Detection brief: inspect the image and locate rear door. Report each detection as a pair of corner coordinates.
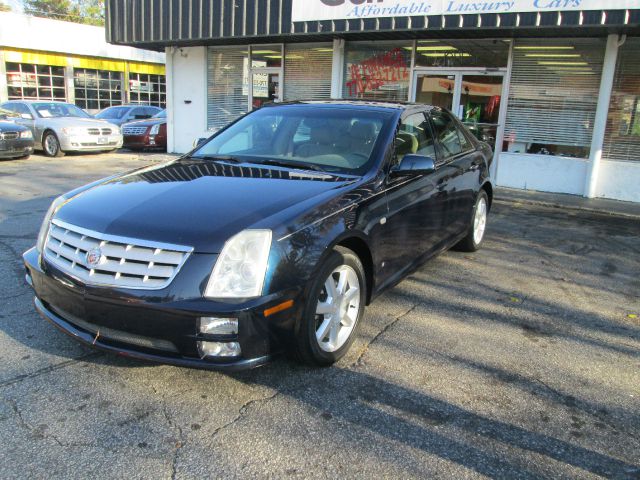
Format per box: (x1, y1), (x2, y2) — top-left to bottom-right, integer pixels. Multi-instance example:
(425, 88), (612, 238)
(429, 109), (479, 238)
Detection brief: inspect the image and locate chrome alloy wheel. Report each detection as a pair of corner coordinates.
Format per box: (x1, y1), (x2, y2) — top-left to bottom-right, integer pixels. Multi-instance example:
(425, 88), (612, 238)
(44, 134), (58, 156)
(473, 196), (488, 245)
(315, 264), (361, 353)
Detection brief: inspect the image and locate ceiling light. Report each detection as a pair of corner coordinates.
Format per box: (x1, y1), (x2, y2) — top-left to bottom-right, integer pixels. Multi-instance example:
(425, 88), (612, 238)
(514, 46), (575, 50)
(537, 61), (589, 66)
(417, 46), (458, 51)
(525, 54), (582, 58)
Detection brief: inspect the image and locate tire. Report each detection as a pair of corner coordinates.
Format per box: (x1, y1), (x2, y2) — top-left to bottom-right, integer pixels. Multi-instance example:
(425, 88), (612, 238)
(454, 190), (489, 252)
(293, 246), (367, 366)
(42, 132), (64, 158)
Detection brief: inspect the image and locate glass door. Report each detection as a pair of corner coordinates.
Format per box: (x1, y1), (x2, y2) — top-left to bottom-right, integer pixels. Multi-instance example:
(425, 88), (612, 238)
(413, 72), (458, 110)
(458, 74), (504, 153)
(250, 70), (281, 110)
(412, 70), (505, 154)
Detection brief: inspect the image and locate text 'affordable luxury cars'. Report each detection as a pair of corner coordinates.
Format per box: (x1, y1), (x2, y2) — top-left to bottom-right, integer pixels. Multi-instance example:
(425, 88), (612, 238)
(24, 101), (493, 370)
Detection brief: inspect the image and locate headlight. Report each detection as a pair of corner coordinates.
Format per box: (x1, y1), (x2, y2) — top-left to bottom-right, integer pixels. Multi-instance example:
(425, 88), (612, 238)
(20, 130), (33, 139)
(204, 230), (272, 298)
(61, 127), (85, 136)
(37, 196), (66, 253)
(149, 124), (160, 135)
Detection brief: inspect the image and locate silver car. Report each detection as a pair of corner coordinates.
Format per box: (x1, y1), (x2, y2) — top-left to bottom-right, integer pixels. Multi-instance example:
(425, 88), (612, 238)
(0, 101), (123, 157)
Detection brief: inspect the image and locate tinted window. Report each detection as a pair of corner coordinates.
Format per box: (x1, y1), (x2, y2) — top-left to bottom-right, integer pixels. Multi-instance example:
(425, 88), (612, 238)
(193, 106), (393, 175)
(430, 110), (463, 159)
(395, 112), (436, 163)
(457, 125), (473, 151)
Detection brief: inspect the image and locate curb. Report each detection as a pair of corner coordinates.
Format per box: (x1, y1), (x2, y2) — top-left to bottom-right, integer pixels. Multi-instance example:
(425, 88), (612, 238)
(494, 196), (640, 220)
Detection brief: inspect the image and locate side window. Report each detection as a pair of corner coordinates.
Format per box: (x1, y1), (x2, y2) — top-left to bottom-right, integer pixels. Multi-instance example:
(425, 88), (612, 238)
(456, 124), (473, 151)
(395, 112), (436, 163)
(430, 110), (463, 159)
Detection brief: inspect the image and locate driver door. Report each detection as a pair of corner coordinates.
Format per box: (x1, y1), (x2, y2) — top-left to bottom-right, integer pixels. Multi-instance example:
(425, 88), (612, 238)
(378, 111), (446, 288)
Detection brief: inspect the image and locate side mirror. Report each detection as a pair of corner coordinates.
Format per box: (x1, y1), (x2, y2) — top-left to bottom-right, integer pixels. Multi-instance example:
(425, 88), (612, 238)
(391, 154), (436, 176)
(21, 113), (33, 120)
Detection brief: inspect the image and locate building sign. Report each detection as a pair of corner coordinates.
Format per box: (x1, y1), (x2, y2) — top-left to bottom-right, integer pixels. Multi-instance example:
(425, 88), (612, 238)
(292, 0), (640, 22)
(130, 79), (153, 93)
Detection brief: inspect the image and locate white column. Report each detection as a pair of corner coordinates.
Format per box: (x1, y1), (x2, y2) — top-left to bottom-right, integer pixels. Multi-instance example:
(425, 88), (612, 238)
(165, 46), (176, 153)
(584, 34), (620, 198)
(0, 50), (7, 103)
(330, 38), (345, 99)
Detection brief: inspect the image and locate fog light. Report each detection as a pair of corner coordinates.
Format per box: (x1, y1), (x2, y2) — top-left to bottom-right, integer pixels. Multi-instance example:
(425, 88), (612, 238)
(199, 317), (238, 335)
(198, 341), (241, 358)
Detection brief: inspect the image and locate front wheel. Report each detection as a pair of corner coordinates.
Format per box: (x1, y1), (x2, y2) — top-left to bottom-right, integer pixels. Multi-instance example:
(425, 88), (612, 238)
(43, 132), (64, 157)
(454, 190), (489, 252)
(293, 247), (366, 366)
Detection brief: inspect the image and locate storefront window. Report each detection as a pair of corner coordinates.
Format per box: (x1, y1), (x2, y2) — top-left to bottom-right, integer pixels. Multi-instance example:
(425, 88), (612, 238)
(128, 73), (166, 107)
(343, 41), (411, 102)
(251, 46), (283, 68)
(414, 39), (510, 69)
(207, 47), (250, 130)
(6, 62), (66, 101)
(284, 44), (333, 102)
(504, 39), (606, 158)
(74, 68), (123, 111)
(602, 37), (640, 163)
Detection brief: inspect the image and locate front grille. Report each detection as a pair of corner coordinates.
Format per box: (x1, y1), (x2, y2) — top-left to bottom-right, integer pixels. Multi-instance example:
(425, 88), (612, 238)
(0, 132), (19, 140)
(48, 303), (178, 353)
(87, 128), (100, 135)
(79, 142), (118, 147)
(43, 220), (193, 290)
(101, 127), (112, 135)
(123, 126), (147, 136)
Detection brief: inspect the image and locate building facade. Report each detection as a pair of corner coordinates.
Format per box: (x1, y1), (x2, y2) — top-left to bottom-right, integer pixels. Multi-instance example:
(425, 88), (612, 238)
(0, 12), (166, 113)
(106, 0), (640, 203)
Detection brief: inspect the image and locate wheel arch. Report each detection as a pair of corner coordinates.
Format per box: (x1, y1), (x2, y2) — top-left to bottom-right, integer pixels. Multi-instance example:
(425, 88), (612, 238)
(481, 181), (493, 211)
(333, 234), (374, 306)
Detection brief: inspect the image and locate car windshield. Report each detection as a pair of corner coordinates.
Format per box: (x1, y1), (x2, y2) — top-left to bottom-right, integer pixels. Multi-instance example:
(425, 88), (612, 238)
(191, 105), (393, 175)
(95, 106), (130, 120)
(154, 110), (167, 119)
(32, 103), (91, 119)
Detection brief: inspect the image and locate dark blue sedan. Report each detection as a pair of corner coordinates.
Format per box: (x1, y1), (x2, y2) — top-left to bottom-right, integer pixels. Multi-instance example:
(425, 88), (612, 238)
(23, 101), (493, 370)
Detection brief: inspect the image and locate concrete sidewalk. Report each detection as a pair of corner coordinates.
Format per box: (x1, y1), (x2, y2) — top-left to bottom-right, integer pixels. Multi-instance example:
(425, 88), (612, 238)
(495, 187), (640, 219)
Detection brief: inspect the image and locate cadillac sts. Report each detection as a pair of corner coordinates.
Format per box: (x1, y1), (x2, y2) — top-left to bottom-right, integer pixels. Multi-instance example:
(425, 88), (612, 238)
(23, 101), (493, 370)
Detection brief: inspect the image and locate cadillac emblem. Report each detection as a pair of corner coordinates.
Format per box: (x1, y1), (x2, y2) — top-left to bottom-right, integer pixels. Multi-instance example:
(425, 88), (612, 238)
(86, 248), (103, 267)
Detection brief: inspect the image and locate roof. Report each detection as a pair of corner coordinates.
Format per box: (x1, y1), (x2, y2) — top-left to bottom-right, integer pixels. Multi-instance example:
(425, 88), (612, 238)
(266, 100), (427, 111)
(0, 12), (164, 64)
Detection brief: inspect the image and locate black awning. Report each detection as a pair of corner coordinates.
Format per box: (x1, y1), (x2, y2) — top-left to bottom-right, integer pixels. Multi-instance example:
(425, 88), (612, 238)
(106, 0), (640, 51)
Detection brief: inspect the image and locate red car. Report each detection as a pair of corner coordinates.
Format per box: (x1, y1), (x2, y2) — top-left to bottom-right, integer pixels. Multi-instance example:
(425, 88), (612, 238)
(122, 110), (167, 151)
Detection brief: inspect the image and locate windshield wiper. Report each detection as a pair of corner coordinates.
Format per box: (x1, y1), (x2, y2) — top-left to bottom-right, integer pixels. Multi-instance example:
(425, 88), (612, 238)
(187, 155), (242, 164)
(255, 159), (326, 173)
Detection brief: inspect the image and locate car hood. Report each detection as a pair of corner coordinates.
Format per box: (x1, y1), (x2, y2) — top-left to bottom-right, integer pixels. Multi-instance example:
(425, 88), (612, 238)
(36, 117), (119, 130)
(0, 120), (28, 131)
(55, 160), (357, 253)
(123, 118), (165, 128)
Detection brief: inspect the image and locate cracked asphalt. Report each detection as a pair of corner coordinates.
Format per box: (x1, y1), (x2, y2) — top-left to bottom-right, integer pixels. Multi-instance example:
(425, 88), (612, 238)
(1, 152), (639, 479)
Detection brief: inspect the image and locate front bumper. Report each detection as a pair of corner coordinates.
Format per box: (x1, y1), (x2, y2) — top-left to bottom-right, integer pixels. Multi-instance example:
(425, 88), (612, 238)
(123, 133), (167, 150)
(0, 138), (34, 158)
(60, 134), (123, 152)
(23, 247), (299, 370)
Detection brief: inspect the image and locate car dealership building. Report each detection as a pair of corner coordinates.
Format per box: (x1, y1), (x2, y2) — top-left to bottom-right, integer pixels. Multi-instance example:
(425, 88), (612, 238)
(106, 0), (640, 202)
(0, 12), (166, 113)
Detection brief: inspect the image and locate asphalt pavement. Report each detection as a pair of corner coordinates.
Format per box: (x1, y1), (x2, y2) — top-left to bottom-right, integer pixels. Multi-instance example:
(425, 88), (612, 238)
(1, 152), (639, 479)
